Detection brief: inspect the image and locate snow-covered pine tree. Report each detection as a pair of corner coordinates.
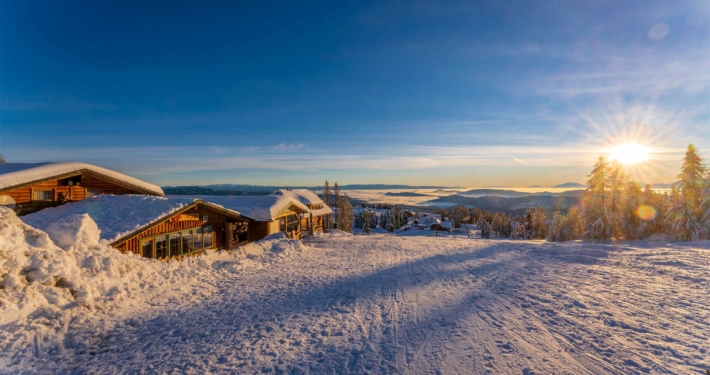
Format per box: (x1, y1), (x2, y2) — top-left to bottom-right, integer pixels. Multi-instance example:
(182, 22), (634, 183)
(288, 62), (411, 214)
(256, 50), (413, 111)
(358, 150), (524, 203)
(622, 180), (643, 240)
(523, 209), (534, 239)
(333, 182), (341, 228)
(323, 181), (332, 230)
(548, 207), (564, 242)
(606, 160), (626, 240)
(532, 206), (548, 239)
(336, 193), (354, 232)
(673, 144), (706, 241)
(583, 156), (610, 241)
(361, 210), (373, 233)
(700, 177), (710, 239)
(479, 219), (491, 239)
(566, 206), (584, 240)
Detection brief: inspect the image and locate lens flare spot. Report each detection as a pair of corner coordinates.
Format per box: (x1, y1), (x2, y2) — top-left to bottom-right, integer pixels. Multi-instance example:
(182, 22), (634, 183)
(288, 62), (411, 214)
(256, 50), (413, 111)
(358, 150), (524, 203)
(636, 205), (657, 221)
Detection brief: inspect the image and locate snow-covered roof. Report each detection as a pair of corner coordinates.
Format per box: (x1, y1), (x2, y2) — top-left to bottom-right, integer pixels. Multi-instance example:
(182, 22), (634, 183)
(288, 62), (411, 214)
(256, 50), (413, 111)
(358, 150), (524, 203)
(20, 195), (239, 244)
(270, 189), (333, 216)
(178, 195), (309, 222)
(0, 162), (164, 196)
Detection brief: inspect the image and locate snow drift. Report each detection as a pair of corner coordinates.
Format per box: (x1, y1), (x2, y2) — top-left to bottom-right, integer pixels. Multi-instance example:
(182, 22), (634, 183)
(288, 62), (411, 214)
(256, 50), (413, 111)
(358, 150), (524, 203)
(0, 207), (307, 368)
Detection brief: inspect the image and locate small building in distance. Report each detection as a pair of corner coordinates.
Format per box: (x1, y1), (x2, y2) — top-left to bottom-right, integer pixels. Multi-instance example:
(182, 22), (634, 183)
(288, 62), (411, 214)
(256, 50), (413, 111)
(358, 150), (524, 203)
(270, 189), (333, 236)
(0, 162), (164, 216)
(187, 195), (310, 241)
(22, 195), (251, 260)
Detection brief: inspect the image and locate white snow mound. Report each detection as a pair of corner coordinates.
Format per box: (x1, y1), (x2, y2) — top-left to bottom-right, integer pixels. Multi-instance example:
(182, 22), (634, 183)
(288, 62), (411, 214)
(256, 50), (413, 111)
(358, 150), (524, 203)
(0, 206), (308, 333)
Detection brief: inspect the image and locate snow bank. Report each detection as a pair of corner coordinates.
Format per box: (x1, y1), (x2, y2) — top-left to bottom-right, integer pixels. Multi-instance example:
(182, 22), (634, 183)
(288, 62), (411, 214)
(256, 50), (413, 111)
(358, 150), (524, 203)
(0, 207), (309, 362)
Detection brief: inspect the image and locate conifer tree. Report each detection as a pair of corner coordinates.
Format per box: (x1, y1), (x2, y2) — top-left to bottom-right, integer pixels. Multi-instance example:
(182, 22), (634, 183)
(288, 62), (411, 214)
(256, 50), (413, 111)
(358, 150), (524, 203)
(583, 156), (610, 240)
(336, 193), (354, 232)
(673, 145), (706, 241)
(700, 178), (710, 239)
(606, 160), (626, 239)
(532, 206), (548, 239)
(622, 180), (643, 240)
(323, 181), (332, 229)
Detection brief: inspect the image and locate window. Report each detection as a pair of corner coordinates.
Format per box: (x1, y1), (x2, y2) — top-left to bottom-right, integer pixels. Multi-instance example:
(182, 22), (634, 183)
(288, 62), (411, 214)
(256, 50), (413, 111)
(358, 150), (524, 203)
(203, 225), (213, 249)
(193, 227), (203, 250)
(181, 231), (193, 254)
(33, 190), (53, 201)
(155, 235), (168, 259)
(169, 233), (180, 257)
(141, 238), (154, 258)
(86, 189), (102, 197)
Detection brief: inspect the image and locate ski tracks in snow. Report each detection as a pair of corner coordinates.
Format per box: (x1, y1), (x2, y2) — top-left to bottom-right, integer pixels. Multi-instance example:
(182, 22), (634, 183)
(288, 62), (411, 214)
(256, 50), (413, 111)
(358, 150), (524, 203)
(5, 235), (710, 374)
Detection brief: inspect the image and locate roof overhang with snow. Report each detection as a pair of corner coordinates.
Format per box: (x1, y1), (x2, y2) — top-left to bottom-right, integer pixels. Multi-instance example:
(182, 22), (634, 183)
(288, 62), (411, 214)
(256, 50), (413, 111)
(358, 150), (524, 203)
(270, 189), (333, 216)
(0, 162), (164, 196)
(172, 195), (309, 222)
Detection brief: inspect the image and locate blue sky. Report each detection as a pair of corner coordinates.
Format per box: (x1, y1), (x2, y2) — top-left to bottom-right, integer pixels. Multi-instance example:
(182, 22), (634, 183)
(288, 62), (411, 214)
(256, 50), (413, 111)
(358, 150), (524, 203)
(1, 0), (709, 187)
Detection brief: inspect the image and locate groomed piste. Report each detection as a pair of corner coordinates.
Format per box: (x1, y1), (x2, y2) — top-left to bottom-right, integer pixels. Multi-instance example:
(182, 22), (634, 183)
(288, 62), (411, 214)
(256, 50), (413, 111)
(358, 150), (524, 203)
(1, 206), (709, 374)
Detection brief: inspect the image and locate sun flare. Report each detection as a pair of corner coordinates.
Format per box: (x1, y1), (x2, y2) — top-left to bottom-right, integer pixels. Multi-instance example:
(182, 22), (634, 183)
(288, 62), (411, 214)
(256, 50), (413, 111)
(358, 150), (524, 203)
(609, 143), (650, 165)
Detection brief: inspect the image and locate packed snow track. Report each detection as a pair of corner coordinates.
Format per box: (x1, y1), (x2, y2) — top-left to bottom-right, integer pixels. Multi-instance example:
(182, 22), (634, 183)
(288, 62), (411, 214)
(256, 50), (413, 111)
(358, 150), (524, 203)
(3, 232), (709, 374)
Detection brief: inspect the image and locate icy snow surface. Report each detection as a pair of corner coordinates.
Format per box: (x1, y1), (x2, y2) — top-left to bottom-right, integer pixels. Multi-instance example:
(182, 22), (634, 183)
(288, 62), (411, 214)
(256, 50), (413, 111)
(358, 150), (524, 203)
(2, 211), (710, 374)
(179, 195), (309, 221)
(0, 162), (164, 196)
(21, 195), (198, 243)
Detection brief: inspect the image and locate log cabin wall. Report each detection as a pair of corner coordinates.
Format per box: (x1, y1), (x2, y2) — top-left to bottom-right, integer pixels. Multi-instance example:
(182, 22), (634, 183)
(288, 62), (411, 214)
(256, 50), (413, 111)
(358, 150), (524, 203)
(115, 206), (235, 255)
(248, 221), (272, 242)
(3, 171), (148, 216)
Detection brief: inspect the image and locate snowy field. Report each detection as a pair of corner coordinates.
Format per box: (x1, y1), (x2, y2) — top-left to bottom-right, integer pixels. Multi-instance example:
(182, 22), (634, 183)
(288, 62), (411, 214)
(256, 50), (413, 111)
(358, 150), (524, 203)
(2, 210), (710, 374)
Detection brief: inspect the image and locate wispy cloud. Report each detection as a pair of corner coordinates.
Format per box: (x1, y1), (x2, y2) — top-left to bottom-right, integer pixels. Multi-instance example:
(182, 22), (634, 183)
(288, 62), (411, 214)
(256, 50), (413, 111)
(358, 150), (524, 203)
(272, 143), (308, 151)
(512, 157), (528, 165)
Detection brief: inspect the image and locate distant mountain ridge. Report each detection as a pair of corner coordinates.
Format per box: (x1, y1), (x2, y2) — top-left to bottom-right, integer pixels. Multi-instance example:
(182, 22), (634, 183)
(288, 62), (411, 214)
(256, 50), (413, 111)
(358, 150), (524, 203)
(163, 184), (459, 196)
(552, 182), (586, 188)
(460, 189), (584, 198)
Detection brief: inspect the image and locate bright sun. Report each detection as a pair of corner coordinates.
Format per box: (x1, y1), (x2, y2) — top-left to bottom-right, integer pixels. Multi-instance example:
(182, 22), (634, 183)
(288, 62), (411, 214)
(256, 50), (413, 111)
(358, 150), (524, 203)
(609, 143), (650, 165)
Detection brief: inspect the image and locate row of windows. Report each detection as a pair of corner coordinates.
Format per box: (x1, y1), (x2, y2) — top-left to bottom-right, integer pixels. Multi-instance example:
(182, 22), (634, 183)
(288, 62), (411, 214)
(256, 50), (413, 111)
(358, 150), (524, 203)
(139, 225), (214, 259)
(32, 188), (102, 201)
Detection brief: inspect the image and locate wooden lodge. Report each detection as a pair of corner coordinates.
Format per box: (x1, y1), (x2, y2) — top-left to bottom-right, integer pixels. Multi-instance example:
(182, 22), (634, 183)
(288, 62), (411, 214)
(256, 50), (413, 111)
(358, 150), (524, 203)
(270, 189), (333, 236)
(186, 195), (311, 241)
(0, 162), (164, 216)
(21, 195), (252, 260)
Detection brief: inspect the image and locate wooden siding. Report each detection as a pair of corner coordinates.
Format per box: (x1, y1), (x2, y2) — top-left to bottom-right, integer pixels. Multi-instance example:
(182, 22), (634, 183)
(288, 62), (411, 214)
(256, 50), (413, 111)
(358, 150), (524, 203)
(3, 171), (148, 216)
(114, 206), (238, 255)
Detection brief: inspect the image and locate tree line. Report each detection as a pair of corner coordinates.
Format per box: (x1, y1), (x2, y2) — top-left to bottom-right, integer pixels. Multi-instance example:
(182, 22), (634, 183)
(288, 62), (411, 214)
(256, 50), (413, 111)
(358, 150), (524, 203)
(322, 144), (709, 242)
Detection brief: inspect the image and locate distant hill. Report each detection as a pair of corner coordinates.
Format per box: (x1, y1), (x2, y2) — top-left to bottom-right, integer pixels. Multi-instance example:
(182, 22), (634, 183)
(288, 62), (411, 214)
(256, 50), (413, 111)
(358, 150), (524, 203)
(384, 192), (432, 197)
(648, 183), (675, 189)
(163, 184), (458, 196)
(426, 194), (583, 219)
(460, 189), (584, 198)
(552, 182), (585, 188)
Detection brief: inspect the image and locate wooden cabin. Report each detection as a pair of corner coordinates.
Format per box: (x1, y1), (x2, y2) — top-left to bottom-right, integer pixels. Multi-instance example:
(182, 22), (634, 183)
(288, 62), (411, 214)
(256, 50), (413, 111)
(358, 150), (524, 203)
(0, 162), (164, 216)
(184, 195), (310, 241)
(270, 189), (333, 236)
(21, 195), (251, 260)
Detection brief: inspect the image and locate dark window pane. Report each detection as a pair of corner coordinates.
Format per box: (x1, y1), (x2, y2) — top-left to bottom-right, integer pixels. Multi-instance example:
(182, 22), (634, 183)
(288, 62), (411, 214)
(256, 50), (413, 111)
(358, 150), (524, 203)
(155, 235), (168, 259)
(193, 228), (203, 250)
(182, 231), (193, 254)
(203, 225), (213, 249)
(169, 233), (180, 257)
(141, 239), (154, 259)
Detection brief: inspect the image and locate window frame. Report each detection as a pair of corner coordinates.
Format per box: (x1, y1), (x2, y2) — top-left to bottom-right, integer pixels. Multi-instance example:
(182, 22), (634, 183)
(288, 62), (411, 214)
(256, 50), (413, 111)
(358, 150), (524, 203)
(31, 188), (55, 202)
(137, 224), (215, 259)
(86, 188), (102, 198)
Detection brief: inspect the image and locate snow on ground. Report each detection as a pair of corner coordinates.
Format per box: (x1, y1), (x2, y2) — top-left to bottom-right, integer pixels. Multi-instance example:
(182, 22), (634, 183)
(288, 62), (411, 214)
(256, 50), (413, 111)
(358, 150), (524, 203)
(2, 210), (709, 374)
